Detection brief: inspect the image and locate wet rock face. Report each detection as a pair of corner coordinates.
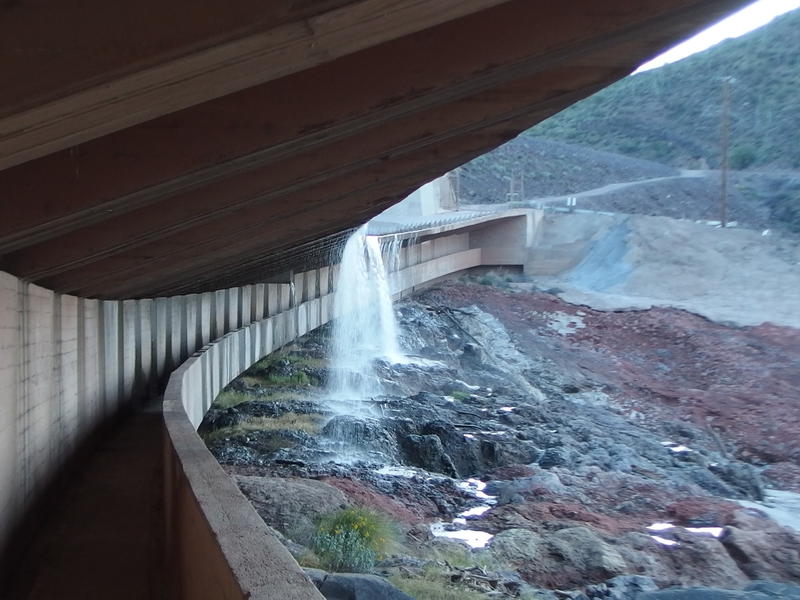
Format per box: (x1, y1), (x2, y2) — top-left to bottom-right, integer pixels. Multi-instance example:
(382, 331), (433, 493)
(490, 526), (627, 588)
(322, 415), (399, 461)
(204, 281), (800, 597)
(235, 476), (350, 536)
(399, 434), (458, 478)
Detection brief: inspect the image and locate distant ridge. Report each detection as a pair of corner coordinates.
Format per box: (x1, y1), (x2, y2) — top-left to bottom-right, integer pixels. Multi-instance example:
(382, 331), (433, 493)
(529, 9), (800, 171)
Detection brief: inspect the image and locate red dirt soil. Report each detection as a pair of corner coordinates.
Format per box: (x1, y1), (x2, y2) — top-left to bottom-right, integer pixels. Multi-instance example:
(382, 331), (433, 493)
(428, 284), (800, 485)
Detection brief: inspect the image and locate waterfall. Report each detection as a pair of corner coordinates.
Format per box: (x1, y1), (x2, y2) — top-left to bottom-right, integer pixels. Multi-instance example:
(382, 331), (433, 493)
(327, 225), (403, 412)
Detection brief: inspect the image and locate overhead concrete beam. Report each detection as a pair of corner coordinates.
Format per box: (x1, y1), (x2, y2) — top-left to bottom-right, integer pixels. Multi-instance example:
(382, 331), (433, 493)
(0, 0), (747, 296)
(24, 76), (612, 298)
(0, 0), (509, 171)
(0, 0), (748, 300)
(1, 64), (613, 283)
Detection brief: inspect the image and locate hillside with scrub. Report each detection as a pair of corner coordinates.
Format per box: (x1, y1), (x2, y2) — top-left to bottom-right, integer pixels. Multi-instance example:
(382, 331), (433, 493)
(528, 9), (800, 171)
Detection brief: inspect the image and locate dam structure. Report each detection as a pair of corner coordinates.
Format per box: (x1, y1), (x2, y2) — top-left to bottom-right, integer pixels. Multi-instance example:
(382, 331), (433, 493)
(0, 1), (751, 598)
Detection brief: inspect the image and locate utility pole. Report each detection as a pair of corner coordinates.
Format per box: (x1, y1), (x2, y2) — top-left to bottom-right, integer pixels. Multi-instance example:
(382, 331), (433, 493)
(719, 77), (731, 228)
(507, 164), (525, 203)
(448, 168), (461, 211)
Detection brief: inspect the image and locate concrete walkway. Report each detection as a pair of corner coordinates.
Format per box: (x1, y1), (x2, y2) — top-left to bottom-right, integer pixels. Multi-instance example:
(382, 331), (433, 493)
(7, 403), (166, 600)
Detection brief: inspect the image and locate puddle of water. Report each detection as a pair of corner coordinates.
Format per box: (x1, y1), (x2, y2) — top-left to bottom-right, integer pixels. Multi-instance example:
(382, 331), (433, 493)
(376, 465), (419, 478)
(646, 522), (675, 532)
(651, 535), (680, 547)
(661, 441), (693, 453)
(459, 505), (492, 518)
(646, 522), (723, 540)
(686, 526), (724, 537)
(430, 478), (498, 548)
(430, 522), (494, 549)
(458, 478), (496, 502)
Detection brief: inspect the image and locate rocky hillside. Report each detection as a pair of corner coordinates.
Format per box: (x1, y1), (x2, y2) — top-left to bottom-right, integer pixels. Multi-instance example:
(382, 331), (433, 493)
(458, 137), (787, 231)
(201, 278), (800, 600)
(530, 9), (800, 171)
(459, 137), (676, 203)
(457, 10), (800, 233)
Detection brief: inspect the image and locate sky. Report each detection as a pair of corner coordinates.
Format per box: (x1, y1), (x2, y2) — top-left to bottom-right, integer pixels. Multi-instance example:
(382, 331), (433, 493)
(636, 0), (800, 72)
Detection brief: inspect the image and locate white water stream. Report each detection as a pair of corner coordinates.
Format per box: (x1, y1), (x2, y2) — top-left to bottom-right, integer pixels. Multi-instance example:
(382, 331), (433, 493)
(327, 227), (496, 548)
(327, 225), (403, 412)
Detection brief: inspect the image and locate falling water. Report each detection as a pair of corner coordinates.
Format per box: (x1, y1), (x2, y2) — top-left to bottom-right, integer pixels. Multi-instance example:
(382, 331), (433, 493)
(327, 225), (403, 412)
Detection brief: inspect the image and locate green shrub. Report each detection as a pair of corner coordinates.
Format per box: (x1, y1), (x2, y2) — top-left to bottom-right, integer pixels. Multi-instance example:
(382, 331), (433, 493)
(263, 372), (312, 386)
(389, 569), (486, 600)
(213, 389), (250, 409)
(311, 507), (395, 573)
(201, 412), (323, 443)
(450, 391), (472, 401)
(391, 564), (551, 600)
(729, 144), (758, 170)
(312, 529), (376, 572)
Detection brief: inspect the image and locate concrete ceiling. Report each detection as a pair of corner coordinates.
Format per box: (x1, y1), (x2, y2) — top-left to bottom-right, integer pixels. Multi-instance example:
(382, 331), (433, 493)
(0, 0), (745, 299)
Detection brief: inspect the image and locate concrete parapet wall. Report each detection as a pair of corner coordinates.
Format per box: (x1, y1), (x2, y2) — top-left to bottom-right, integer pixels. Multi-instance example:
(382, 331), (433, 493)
(0, 271), (299, 568)
(159, 228), (513, 599)
(0, 210), (531, 597)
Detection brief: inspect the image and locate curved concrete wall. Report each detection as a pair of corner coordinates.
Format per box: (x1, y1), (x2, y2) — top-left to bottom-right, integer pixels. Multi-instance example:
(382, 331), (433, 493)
(0, 269), (302, 565)
(159, 230), (491, 599)
(0, 211), (531, 596)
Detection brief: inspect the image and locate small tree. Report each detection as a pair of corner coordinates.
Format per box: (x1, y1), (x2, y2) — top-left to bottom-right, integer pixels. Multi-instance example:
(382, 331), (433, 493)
(729, 144), (758, 169)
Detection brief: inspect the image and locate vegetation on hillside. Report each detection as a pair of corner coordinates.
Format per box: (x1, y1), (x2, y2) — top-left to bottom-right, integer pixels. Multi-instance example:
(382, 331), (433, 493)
(459, 137), (675, 203)
(529, 9), (800, 170)
(304, 507), (396, 573)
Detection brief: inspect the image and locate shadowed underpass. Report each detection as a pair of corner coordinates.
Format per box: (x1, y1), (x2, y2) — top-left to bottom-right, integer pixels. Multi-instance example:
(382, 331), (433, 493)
(7, 403), (166, 600)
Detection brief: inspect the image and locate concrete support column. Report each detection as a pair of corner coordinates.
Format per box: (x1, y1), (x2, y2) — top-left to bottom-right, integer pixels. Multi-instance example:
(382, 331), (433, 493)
(136, 299), (153, 399)
(122, 300), (138, 403)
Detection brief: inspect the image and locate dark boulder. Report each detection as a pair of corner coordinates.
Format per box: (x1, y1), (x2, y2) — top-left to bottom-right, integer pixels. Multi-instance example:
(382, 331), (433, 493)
(539, 446), (571, 469)
(323, 415), (398, 459)
(400, 434), (458, 477)
(584, 575), (658, 599)
(304, 569), (414, 600)
(421, 420), (484, 476)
